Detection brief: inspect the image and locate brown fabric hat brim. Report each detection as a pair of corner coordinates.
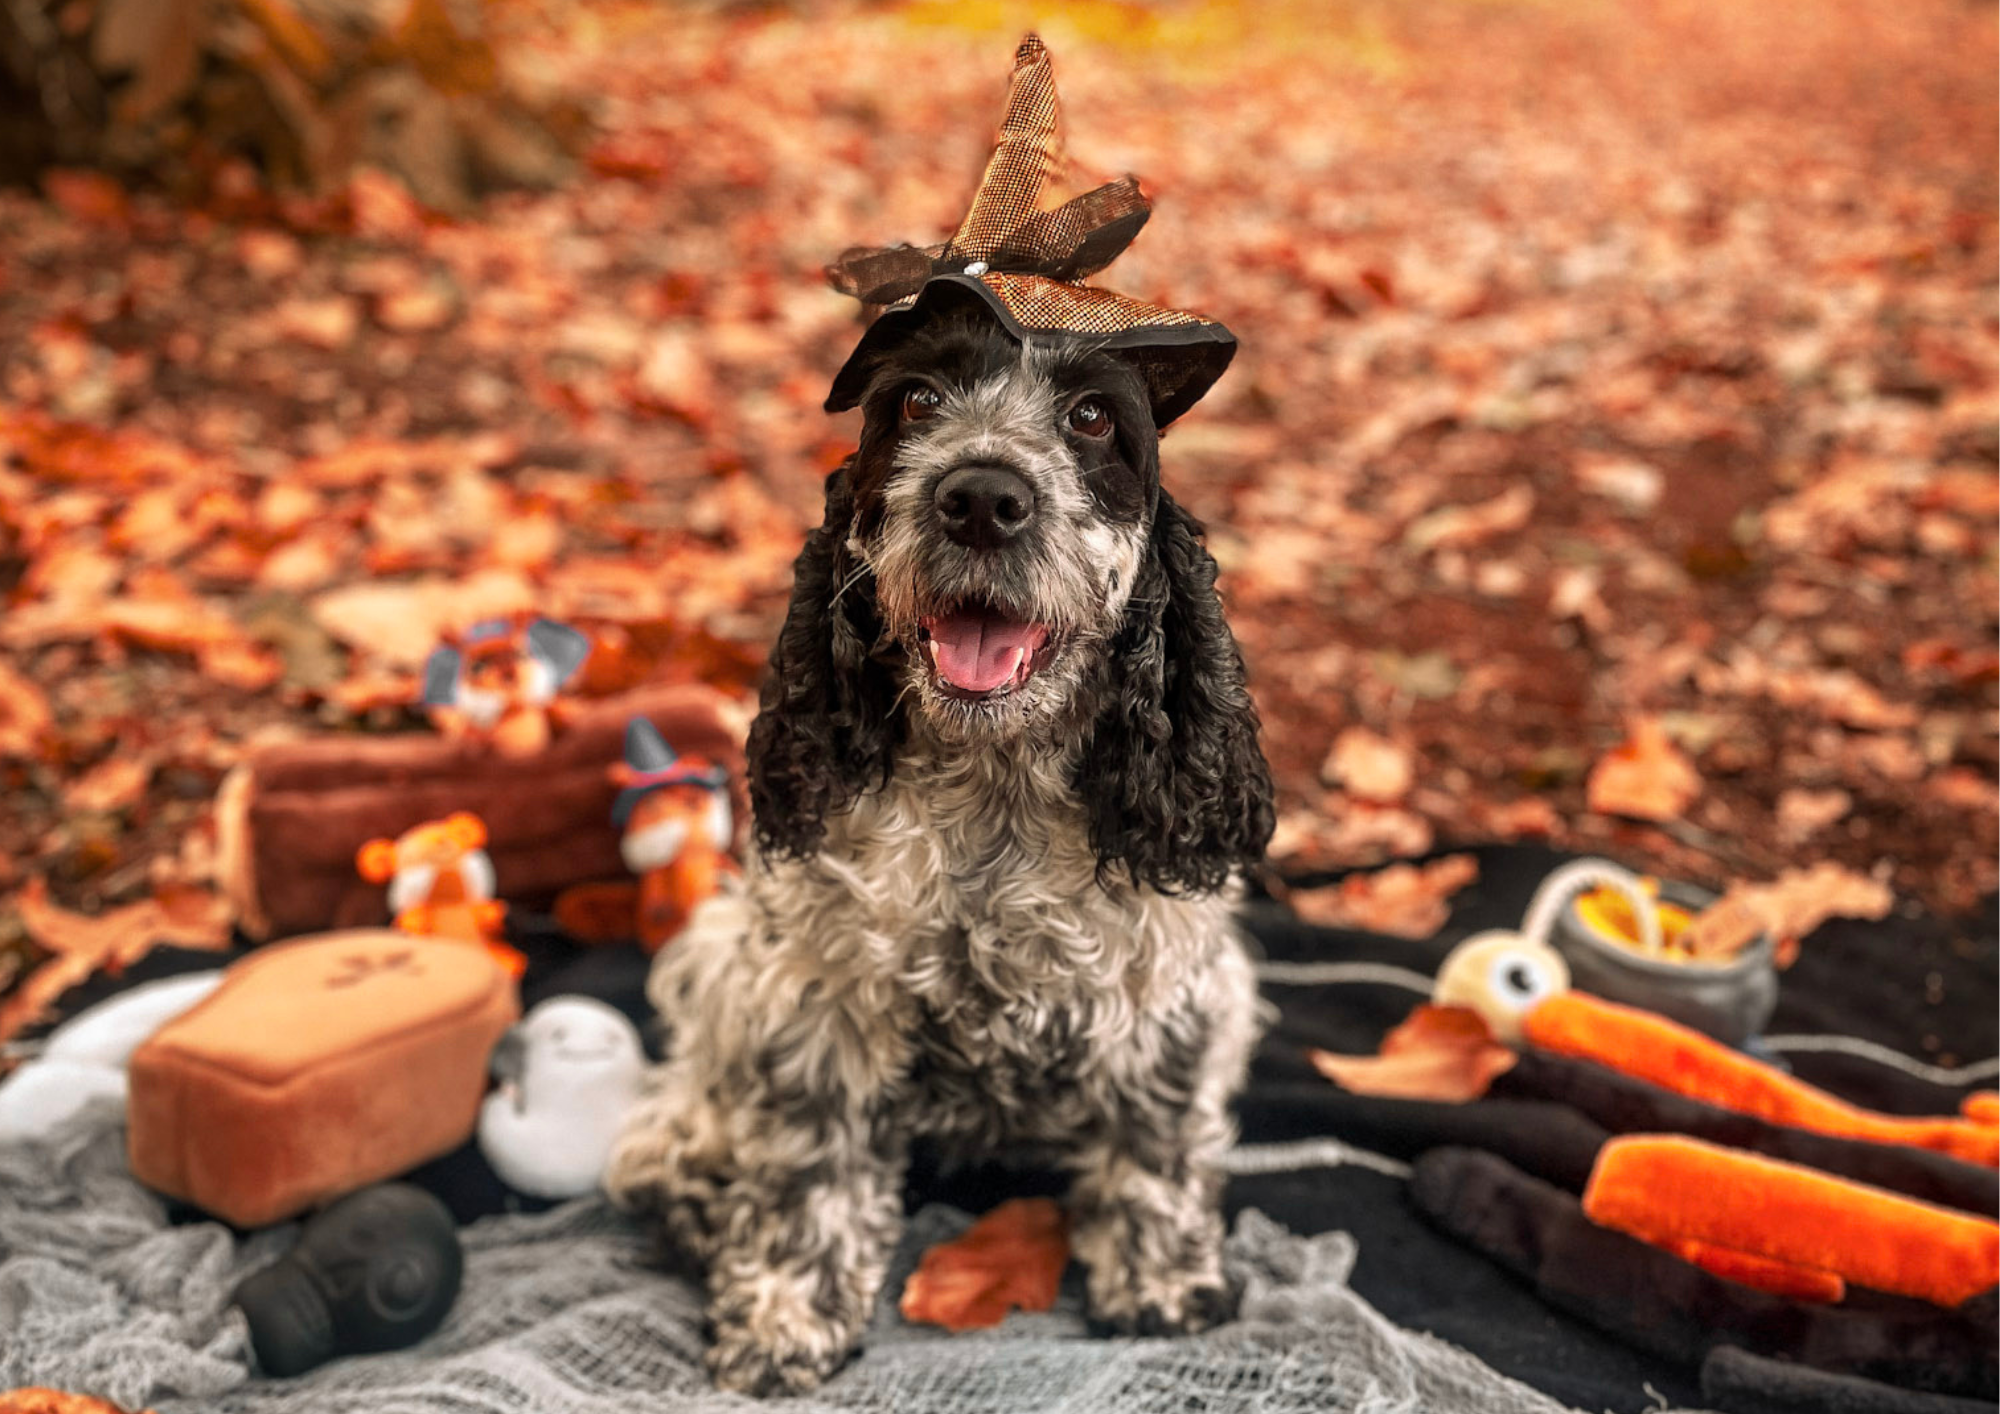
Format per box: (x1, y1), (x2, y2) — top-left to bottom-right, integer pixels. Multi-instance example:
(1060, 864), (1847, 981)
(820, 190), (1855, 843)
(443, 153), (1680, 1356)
(824, 273), (1236, 429)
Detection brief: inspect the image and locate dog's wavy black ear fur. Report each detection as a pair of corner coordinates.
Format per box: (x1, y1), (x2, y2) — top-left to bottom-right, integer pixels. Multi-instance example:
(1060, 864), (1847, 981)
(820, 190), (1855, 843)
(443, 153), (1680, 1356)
(1081, 490), (1275, 894)
(747, 464), (903, 858)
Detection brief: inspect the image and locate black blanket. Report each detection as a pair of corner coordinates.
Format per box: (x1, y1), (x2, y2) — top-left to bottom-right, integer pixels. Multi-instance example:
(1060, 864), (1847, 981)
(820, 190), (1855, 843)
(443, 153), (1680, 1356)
(43, 843), (1999, 1414)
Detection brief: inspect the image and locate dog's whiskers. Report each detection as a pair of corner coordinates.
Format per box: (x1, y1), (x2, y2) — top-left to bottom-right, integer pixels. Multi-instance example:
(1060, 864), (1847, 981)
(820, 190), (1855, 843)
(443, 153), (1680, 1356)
(828, 562), (874, 615)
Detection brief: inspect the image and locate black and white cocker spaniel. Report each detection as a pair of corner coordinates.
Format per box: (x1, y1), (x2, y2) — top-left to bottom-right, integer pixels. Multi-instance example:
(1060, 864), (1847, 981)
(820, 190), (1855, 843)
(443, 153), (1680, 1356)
(606, 291), (1275, 1394)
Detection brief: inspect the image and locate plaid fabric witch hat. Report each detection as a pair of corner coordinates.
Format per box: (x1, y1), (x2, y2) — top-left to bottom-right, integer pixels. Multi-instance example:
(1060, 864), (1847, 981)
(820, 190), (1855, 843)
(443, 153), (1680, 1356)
(824, 33), (1235, 428)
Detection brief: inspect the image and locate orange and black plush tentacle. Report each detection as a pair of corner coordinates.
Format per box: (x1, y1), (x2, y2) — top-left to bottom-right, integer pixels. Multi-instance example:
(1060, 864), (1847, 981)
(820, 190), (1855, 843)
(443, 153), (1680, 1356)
(1583, 1135), (2000, 1308)
(1409, 1146), (2000, 1402)
(1662, 1238), (1849, 1305)
(1524, 991), (2000, 1168)
(1489, 1049), (1999, 1217)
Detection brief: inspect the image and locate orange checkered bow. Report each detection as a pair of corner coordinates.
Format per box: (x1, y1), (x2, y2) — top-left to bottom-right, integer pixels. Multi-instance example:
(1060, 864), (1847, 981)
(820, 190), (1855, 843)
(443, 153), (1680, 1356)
(825, 34), (1236, 428)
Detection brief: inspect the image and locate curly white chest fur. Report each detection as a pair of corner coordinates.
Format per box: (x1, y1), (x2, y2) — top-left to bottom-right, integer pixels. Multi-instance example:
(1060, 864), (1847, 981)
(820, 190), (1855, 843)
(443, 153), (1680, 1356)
(644, 734), (1256, 1148)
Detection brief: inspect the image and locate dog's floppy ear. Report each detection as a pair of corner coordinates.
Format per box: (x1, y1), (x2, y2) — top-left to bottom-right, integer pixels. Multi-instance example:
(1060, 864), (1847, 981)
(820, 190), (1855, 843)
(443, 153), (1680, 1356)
(1081, 489), (1275, 894)
(747, 463), (903, 858)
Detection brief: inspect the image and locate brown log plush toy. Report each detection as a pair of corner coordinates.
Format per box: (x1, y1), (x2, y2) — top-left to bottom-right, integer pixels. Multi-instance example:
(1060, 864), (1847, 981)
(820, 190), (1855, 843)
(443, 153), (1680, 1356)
(217, 683), (747, 942)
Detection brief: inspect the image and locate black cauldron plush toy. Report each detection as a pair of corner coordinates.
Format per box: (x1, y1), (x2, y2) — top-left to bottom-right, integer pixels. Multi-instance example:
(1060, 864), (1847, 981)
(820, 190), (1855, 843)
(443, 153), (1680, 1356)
(232, 1183), (463, 1377)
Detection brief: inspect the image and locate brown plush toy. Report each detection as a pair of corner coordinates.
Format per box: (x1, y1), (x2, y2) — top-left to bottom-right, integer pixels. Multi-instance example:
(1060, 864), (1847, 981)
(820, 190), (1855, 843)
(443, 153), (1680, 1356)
(217, 683), (746, 942)
(127, 931), (517, 1228)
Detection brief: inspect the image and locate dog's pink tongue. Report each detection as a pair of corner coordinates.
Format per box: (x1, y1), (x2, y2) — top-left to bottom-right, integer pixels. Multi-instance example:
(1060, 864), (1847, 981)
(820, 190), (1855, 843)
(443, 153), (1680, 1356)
(928, 612), (1044, 693)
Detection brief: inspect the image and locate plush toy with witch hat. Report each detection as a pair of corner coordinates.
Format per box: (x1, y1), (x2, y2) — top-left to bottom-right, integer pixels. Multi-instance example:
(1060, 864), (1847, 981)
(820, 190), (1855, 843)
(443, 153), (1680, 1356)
(422, 614), (591, 758)
(822, 32), (1237, 430)
(611, 718), (735, 954)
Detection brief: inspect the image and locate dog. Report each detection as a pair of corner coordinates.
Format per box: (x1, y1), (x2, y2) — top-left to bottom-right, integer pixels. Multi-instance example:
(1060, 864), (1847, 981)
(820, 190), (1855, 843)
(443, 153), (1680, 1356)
(605, 301), (1275, 1394)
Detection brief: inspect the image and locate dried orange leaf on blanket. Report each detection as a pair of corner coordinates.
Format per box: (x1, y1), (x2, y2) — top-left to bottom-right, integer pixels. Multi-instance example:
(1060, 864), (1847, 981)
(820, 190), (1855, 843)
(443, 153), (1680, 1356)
(1586, 717), (1700, 822)
(327, 669), (420, 714)
(900, 1197), (1069, 1333)
(1310, 1004), (1518, 1102)
(99, 595), (248, 655)
(1290, 854), (1478, 939)
(1681, 863), (1893, 963)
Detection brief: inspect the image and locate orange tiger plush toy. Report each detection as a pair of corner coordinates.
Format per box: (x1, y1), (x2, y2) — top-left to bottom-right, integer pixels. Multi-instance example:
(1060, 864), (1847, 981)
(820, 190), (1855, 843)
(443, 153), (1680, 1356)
(421, 615), (591, 759)
(355, 812), (525, 978)
(611, 719), (736, 954)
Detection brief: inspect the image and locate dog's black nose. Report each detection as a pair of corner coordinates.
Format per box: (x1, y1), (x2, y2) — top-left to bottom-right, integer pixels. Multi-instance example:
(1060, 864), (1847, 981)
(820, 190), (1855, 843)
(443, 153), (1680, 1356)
(934, 465), (1036, 548)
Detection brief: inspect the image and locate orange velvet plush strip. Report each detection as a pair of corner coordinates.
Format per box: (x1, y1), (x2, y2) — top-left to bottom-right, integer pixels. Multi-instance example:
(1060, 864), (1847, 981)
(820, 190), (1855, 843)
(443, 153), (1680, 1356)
(1584, 1135), (2000, 1307)
(1665, 1237), (1848, 1304)
(1524, 991), (2000, 1168)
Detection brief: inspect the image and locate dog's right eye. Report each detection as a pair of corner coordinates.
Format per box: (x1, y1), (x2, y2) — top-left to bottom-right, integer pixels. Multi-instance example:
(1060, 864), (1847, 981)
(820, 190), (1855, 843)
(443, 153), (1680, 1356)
(901, 385), (941, 423)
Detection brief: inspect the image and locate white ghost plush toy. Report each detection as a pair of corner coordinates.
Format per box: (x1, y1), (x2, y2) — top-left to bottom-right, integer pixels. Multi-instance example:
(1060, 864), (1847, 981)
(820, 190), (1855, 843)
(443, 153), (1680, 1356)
(0, 971), (224, 1142)
(477, 996), (647, 1200)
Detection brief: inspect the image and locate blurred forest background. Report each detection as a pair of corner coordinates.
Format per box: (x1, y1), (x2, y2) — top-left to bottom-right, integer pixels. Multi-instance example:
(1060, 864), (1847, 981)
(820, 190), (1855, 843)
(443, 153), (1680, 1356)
(0, 0), (1994, 1034)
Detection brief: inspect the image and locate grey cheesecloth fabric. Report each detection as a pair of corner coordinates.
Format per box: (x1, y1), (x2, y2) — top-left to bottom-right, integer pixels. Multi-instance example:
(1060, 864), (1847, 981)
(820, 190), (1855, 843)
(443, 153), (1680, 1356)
(0, 1096), (1587, 1414)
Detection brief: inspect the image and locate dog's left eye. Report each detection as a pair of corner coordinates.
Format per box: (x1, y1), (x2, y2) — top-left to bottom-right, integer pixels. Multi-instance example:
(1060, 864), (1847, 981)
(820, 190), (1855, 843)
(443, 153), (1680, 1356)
(1067, 399), (1112, 438)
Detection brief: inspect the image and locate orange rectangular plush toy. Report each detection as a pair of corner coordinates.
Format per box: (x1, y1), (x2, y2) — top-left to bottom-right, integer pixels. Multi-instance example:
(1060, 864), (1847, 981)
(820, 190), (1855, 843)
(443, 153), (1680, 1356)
(1583, 1134), (2000, 1308)
(128, 930), (517, 1228)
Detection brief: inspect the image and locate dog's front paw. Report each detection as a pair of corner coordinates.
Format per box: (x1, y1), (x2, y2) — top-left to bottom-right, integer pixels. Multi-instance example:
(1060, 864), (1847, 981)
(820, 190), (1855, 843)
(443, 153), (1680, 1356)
(706, 1279), (861, 1396)
(1083, 1267), (1238, 1338)
(1071, 1182), (1237, 1339)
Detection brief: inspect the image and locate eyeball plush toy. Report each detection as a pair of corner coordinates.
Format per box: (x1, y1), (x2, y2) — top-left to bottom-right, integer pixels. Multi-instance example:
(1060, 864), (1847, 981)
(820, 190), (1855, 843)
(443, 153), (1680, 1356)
(477, 997), (647, 1200)
(421, 615), (591, 758)
(1431, 859), (1649, 1043)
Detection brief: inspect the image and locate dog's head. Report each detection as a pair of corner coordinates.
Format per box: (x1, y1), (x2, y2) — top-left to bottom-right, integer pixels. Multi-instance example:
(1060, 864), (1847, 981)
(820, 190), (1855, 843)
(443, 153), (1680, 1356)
(850, 308), (1157, 733)
(749, 305), (1273, 893)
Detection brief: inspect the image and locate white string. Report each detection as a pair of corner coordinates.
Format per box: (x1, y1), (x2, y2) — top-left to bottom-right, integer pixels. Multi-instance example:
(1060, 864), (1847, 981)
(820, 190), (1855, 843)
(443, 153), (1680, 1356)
(1222, 1139), (1413, 1180)
(1518, 856), (1663, 955)
(1255, 961), (1434, 993)
(1758, 1034), (2000, 1087)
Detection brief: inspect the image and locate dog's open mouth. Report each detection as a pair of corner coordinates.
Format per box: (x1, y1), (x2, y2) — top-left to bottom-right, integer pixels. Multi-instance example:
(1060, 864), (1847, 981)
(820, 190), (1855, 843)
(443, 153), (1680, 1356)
(917, 602), (1054, 700)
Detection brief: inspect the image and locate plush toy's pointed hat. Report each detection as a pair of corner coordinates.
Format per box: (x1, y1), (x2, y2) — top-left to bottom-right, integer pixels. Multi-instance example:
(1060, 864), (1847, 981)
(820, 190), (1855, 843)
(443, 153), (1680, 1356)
(612, 718), (728, 826)
(824, 34), (1235, 428)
